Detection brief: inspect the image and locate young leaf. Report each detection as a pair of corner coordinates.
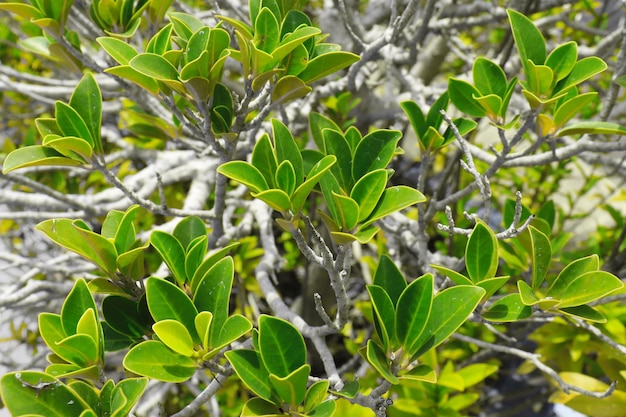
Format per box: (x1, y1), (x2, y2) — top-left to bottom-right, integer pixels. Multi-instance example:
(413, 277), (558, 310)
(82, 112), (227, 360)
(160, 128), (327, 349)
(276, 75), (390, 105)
(466, 222), (498, 283)
(410, 285), (485, 360)
(304, 380), (330, 414)
(362, 340), (399, 384)
(323, 128), (354, 191)
(557, 121), (626, 137)
(210, 314), (252, 353)
(553, 92), (597, 129)
(55, 101), (94, 147)
(291, 155), (336, 212)
(275, 160), (297, 196)
(554, 56), (607, 93)
(251, 134), (278, 188)
(110, 378), (148, 417)
(153, 319), (194, 356)
(331, 192), (359, 231)
(123, 340), (196, 383)
(258, 315), (306, 377)
(272, 75), (312, 104)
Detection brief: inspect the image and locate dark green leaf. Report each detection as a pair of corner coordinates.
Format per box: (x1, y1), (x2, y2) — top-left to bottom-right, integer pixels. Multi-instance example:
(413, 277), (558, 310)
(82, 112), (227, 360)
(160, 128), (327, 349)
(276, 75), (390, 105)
(545, 41), (578, 83)
(269, 364), (310, 406)
(254, 7), (280, 53)
(145, 277), (200, 344)
(372, 254), (407, 306)
(352, 129), (401, 182)
(396, 274), (433, 356)
(411, 285), (485, 359)
(529, 226), (551, 290)
(448, 78), (487, 118)
(473, 57), (507, 97)
(309, 111), (342, 151)
(252, 134), (278, 188)
(69, 73), (102, 153)
(466, 221), (498, 283)
(225, 349), (274, 402)
(272, 118), (304, 186)
(102, 295), (150, 338)
(323, 128), (353, 191)
(367, 285), (395, 350)
(258, 315), (306, 377)
(55, 101), (94, 147)
(173, 216), (207, 251)
(400, 100), (427, 139)
(507, 9), (546, 71)
(150, 231), (187, 286)
(362, 340), (398, 384)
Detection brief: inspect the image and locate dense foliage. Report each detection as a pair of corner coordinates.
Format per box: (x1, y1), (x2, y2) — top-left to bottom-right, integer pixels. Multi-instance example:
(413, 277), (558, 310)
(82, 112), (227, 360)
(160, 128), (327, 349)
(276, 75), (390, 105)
(1, 1), (626, 416)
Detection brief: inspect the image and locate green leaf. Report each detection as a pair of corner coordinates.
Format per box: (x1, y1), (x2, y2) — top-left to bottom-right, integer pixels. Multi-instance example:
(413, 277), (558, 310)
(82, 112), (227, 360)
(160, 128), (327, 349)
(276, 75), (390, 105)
(473, 57), (507, 97)
(110, 378), (148, 417)
(218, 161), (269, 194)
(195, 311), (213, 348)
(275, 161), (297, 198)
(448, 78), (487, 117)
(150, 230), (187, 286)
(323, 128), (353, 191)
(174, 216), (207, 251)
(350, 169), (387, 222)
(254, 7), (280, 53)
(251, 134), (278, 188)
(97, 36), (138, 65)
(431, 265), (473, 286)
(309, 112), (342, 151)
(517, 280), (552, 307)
(477, 276), (510, 300)
(331, 192), (359, 231)
(272, 74), (312, 104)
(553, 92), (598, 129)
(466, 221), (498, 283)
(362, 340), (399, 384)
(123, 340), (196, 383)
(241, 397), (283, 416)
(398, 364), (437, 383)
(557, 271), (623, 308)
(363, 186), (426, 225)
(54, 333), (98, 368)
(269, 364), (310, 406)
(55, 101), (94, 147)
(40, 136), (91, 163)
(298, 51), (360, 84)
(0, 372), (86, 417)
(61, 279), (98, 336)
(190, 243), (240, 296)
(145, 277), (200, 344)
(482, 293), (532, 322)
(291, 155), (336, 212)
(524, 61), (554, 97)
(558, 305), (607, 323)
(411, 285), (485, 360)
(225, 349), (274, 402)
(69, 73), (102, 153)
(193, 257), (235, 346)
(400, 100), (427, 139)
(258, 315), (306, 378)
(554, 56), (607, 93)
(272, 25), (320, 63)
(474, 94), (502, 120)
(105, 65), (160, 95)
(352, 130), (402, 182)
(529, 226), (551, 290)
(185, 236), (208, 283)
(548, 255), (599, 299)
(272, 118), (304, 187)
(129, 53), (179, 81)
(367, 285), (395, 350)
(372, 254), (407, 306)
(396, 274), (433, 356)
(153, 319), (194, 356)
(557, 121), (626, 137)
(507, 9), (546, 73)
(2, 145), (83, 173)
(0, 3), (44, 20)
(304, 380), (330, 414)
(209, 314), (252, 354)
(545, 41), (578, 83)
(426, 92), (449, 132)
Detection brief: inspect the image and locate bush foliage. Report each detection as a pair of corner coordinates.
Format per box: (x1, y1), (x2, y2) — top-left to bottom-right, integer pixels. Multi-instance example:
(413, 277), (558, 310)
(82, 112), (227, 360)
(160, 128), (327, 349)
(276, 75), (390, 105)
(1, 1), (626, 416)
